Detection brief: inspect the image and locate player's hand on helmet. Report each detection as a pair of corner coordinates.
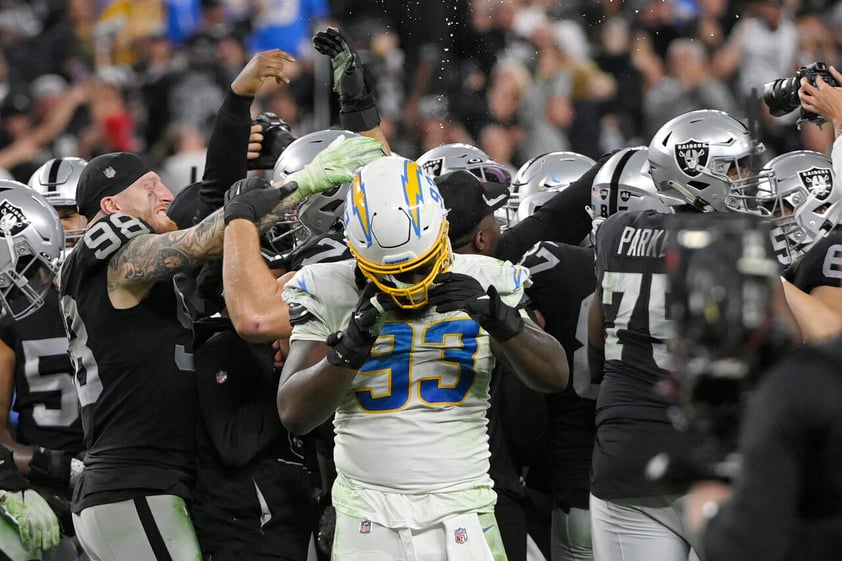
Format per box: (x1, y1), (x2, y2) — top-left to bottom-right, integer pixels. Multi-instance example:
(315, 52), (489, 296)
(223, 177), (283, 224)
(0, 489), (61, 552)
(428, 272), (524, 341)
(326, 283), (386, 369)
(29, 447), (84, 490)
(313, 27), (371, 104)
(285, 135), (383, 202)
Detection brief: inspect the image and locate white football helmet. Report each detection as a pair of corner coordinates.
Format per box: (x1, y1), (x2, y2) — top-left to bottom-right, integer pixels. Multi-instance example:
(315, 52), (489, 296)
(507, 151), (595, 227)
(591, 146), (673, 229)
(344, 156), (451, 309)
(755, 150), (842, 265)
(0, 180), (64, 319)
(647, 110), (769, 213)
(267, 129), (359, 266)
(416, 143), (513, 187)
(27, 157), (88, 244)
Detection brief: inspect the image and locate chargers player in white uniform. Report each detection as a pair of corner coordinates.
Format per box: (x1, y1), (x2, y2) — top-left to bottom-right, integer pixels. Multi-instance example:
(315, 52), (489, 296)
(222, 155), (569, 561)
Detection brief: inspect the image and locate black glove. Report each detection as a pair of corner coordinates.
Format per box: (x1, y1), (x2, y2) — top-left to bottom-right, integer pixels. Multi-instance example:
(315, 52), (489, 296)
(0, 446), (27, 491)
(223, 178), (284, 225)
(312, 27), (380, 131)
(40, 491), (74, 537)
(428, 272), (524, 341)
(28, 447), (83, 489)
(326, 283), (384, 369)
(248, 112), (297, 170)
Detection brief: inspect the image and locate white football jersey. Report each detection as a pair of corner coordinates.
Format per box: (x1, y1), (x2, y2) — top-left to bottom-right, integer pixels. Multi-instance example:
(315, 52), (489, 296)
(283, 254), (529, 527)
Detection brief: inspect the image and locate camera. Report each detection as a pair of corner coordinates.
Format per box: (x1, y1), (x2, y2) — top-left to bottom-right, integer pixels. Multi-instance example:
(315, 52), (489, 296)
(248, 112), (296, 170)
(762, 61), (839, 126)
(648, 213), (786, 487)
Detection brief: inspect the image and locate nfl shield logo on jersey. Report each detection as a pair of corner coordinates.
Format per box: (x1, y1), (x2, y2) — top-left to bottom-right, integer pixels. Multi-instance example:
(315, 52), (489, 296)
(359, 520), (372, 534)
(215, 370), (228, 384)
(454, 527), (468, 544)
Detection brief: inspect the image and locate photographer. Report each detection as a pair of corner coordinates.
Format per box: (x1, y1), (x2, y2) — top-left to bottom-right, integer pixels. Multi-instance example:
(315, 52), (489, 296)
(799, 64), (842, 177)
(669, 214), (842, 561)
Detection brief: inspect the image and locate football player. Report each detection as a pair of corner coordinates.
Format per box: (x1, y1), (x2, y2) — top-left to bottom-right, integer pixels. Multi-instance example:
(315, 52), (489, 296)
(519, 147), (671, 561)
(588, 110), (769, 561)
(0, 182), (69, 561)
(0, 174), (84, 485)
(757, 150), (842, 340)
(2, 168), (85, 560)
(60, 132), (380, 561)
(222, 155), (569, 560)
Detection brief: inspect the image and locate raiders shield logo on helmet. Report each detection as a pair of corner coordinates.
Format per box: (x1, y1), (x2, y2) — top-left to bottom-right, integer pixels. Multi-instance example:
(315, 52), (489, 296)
(799, 166), (833, 201)
(675, 140), (709, 177)
(0, 201), (30, 236)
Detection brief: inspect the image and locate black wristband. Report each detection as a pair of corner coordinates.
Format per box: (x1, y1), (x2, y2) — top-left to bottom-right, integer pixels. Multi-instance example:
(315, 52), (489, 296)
(326, 332), (369, 370)
(29, 447), (70, 487)
(339, 106), (381, 132)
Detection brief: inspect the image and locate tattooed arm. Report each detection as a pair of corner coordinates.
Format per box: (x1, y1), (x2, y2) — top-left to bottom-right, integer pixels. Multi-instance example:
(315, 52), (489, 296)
(106, 209), (226, 308)
(223, 196), (301, 343)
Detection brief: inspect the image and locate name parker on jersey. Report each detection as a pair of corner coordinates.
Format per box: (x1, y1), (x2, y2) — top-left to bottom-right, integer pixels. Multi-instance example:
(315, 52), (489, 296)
(616, 226), (670, 258)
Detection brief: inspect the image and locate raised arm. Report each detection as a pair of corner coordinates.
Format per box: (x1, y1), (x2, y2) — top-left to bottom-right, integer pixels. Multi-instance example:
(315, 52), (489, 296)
(223, 135), (384, 341)
(106, 209), (225, 305)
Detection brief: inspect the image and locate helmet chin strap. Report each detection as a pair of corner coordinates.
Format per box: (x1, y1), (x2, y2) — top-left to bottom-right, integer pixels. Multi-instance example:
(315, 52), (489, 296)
(667, 180), (714, 212)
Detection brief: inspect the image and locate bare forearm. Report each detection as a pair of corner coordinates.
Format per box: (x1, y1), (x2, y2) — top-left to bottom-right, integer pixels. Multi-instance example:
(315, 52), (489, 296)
(782, 280), (842, 341)
(277, 357), (355, 435)
(0, 430), (32, 472)
(223, 219), (287, 342)
(492, 322), (568, 392)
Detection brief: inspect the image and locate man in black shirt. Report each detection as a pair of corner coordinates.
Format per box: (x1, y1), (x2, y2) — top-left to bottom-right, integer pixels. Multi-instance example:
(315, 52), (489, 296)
(589, 110), (770, 561)
(666, 213), (841, 561)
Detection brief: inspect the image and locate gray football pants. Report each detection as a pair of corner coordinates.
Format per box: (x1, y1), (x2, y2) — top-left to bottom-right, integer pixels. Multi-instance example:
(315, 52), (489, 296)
(73, 495), (201, 561)
(589, 494), (701, 561)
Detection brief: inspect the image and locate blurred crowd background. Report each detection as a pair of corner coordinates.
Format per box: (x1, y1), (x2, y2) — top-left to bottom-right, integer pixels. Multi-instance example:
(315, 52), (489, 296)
(0, 0), (840, 195)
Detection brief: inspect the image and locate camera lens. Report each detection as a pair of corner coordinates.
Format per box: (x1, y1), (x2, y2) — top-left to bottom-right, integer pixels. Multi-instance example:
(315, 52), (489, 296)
(761, 77), (801, 117)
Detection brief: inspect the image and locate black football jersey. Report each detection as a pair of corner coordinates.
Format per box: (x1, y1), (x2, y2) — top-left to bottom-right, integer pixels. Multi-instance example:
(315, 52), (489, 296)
(591, 210), (689, 500)
(521, 241), (597, 500)
(288, 232), (352, 270)
(59, 214), (196, 510)
(0, 288), (84, 453)
(521, 241), (598, 401)
(192, 319), (316, 558)
(790, 231), (842, 294)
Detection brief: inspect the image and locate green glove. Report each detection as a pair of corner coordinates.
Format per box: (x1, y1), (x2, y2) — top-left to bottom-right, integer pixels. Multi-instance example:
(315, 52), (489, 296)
(0, 489), (61, 553)
(284, 135), (384, 202)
